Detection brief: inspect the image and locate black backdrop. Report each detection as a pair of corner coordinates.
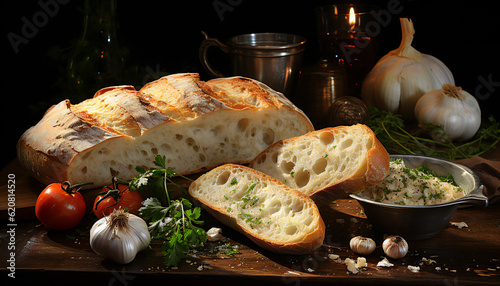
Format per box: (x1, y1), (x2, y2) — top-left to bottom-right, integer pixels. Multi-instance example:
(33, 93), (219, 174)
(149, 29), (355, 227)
(2, 0), (499, 169)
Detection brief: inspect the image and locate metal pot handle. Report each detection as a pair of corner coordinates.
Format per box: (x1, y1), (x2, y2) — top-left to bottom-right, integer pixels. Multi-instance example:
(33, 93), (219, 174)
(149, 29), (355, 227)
(199, 31), (229, 78)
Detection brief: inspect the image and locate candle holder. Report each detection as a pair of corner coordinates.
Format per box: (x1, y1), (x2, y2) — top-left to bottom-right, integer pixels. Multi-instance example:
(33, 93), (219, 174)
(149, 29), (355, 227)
(316, 4), (380, 96)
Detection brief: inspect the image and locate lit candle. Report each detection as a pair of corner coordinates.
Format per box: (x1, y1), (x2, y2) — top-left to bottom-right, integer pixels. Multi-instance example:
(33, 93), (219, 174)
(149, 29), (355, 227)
(349, 7), (356, 26)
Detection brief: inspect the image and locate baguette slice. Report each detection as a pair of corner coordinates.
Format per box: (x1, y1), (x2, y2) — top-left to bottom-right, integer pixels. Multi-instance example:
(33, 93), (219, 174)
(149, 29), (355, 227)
(17, 73), (313, 188)
(249, 124), (390, 203)
(189, 164), (325, 254)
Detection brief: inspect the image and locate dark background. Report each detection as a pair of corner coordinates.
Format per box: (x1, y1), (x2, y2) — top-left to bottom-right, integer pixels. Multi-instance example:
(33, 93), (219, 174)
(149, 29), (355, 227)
(2, 0), (499, 169)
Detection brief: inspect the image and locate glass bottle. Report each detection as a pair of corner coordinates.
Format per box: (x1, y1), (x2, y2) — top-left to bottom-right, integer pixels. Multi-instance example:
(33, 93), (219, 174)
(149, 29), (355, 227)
(66, 0), (131, 103)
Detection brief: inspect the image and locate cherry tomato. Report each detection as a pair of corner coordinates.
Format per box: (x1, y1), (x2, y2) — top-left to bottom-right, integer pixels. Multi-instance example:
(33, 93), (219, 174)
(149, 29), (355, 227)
(93, 179), (143, 219)
(35, 182), (90, 231)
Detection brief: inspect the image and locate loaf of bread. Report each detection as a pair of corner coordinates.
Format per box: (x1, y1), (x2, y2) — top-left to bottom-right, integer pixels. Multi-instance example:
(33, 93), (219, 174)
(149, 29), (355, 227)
(249, 124), (390, 203)
(188, 164), (325, 254)
(17, 73), (313, 188)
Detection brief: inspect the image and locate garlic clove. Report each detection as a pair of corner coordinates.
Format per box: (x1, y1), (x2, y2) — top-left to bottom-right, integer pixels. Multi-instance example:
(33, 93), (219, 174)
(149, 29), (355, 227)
(382, 235), (408, 259)
(349, 236), (376, 256)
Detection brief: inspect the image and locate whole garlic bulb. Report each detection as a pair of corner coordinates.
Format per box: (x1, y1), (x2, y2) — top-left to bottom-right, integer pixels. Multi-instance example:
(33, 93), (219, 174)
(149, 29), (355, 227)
(90, 209), (150, 264)
(415, 83), (481, 142)
(382, 235), (408, 259)
(362, 18), (454, 120)
(350, 236), (376, 255)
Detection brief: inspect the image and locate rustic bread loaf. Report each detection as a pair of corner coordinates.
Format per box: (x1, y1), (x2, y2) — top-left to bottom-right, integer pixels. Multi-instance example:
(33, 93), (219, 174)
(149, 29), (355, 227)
(249, 124), (390, 203)
(17, 73), (313, 188)
(188, 164), (325, 254)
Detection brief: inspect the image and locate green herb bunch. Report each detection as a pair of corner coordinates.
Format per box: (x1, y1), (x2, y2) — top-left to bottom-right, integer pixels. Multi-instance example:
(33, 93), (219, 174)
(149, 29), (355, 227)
(367, 107), (500, 160)
(129, 155), (207, 266)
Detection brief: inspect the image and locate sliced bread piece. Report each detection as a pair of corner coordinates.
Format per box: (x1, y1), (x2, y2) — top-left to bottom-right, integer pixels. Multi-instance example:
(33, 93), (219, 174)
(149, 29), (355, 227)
(188, 164), (325, 254)
(249, 124), (390, 203)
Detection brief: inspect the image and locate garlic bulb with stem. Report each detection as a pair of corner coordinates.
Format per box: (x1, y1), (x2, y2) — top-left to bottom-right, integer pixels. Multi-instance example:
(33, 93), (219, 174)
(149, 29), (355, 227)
(90, 208), (150, 264)
(382, 235), (408, 259)
(415, 83), (481, 142)
(349, 236), (376, 255)
(362, 18), (454, 120)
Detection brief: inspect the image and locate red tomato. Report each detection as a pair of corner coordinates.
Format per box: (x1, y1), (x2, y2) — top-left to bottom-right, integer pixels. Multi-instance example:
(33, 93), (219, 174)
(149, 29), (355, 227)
(35, 182), (89, 231)
(93, 181), (142, 219)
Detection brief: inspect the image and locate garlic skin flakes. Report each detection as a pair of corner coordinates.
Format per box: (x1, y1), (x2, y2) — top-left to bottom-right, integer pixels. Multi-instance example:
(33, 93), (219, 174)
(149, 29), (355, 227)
(450, 221), (469, 229)
(377, 257), (394, 267)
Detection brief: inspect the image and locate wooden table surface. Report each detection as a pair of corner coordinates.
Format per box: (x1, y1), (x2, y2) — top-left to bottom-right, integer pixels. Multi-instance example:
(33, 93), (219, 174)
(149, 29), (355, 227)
(1, 158), (499, 285)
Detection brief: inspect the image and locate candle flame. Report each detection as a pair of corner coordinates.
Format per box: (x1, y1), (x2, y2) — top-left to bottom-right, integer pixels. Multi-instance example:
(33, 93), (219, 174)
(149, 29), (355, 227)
(349, 7), (356, 26)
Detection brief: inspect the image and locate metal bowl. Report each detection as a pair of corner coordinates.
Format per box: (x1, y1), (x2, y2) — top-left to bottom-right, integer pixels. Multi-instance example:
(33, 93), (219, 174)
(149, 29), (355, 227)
(350, 155), (488, 240)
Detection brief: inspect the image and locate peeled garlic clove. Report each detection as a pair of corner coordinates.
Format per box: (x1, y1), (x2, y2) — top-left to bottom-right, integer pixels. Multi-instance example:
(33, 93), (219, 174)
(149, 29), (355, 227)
(349, 236), (376, 255)
(382, 235), (408, 259)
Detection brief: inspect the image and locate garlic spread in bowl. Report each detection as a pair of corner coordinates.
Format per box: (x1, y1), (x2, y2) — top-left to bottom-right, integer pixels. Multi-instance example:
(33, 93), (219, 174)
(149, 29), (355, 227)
(356, 159), (466, 206)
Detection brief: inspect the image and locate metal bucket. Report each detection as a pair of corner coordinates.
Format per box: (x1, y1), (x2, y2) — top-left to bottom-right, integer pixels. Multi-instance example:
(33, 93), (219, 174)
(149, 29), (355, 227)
(199, 32), (306, 96)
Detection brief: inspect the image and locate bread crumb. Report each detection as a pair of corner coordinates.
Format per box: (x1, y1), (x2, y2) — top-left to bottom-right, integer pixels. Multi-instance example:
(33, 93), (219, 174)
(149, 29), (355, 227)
(345, 258), (359, 274)
(344, 257), (367, 274)
(328, 253), (341, 262)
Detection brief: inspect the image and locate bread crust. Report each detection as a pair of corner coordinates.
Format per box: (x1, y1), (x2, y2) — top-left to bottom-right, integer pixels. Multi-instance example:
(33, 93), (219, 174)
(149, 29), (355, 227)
(17, 100), (119, 186)
(249, 124), (390, 204)
(17, 74), (313, 188)
(189, 164), (325, 254)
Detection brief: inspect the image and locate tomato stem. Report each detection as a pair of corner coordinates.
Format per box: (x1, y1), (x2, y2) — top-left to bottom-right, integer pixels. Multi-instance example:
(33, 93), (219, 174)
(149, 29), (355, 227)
(61, 181), (93, 195)
(94, 178), (128, 211)
(94, 188), (121, 210)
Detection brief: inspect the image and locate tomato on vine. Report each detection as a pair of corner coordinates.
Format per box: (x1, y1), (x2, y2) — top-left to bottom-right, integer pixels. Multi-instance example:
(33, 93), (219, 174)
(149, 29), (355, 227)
(93, 178), (143, 219)
(35, 181), (91, 231)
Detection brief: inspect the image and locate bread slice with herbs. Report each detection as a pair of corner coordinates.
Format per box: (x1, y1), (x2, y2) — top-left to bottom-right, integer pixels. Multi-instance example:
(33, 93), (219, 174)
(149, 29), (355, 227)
(188, 164), (325, 254)
(249, 124), (390, 203)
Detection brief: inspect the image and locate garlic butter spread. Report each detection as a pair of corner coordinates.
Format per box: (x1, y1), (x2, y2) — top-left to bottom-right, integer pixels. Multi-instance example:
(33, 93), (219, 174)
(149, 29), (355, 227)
(357, 159), (466, 205)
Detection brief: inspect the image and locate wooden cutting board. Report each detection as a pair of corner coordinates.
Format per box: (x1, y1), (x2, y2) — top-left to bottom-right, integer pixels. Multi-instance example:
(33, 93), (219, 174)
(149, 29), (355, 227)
(0, 159), (45, 220)
(0, 158), (196, 221)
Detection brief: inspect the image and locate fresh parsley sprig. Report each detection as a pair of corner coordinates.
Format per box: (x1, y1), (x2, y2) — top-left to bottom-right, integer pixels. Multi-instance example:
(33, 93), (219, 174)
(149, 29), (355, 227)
(129, 155), (193, 205)
(132, 155), (207, 266)
(140, 197), (206, 266)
